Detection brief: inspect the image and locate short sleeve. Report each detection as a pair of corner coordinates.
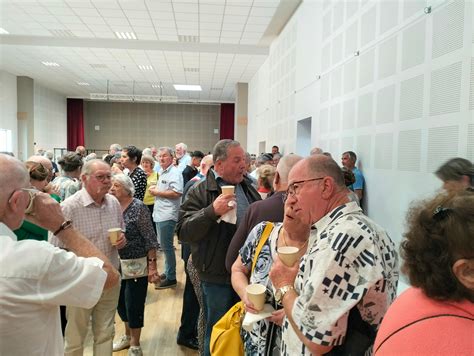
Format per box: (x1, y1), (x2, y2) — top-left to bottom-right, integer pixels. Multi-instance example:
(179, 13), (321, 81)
(170, 169), (184, 194)
(352, 170), (364, 190)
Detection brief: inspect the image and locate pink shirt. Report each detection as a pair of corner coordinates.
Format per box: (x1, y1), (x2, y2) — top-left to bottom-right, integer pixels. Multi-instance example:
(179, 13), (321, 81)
(50, 188), (123, 268)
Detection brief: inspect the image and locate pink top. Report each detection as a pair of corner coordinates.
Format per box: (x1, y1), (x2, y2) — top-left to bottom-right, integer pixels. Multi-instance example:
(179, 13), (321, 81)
(374, 287), (474, 355)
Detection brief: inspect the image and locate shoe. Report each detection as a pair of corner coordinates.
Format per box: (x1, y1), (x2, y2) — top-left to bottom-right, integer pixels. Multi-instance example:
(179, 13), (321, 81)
(113, 335), (131, 351)
(128, 346), (143, 356)
(177, 337), (199, 350)
(155, 278), (177, 289)
(160, 273), (166, 280)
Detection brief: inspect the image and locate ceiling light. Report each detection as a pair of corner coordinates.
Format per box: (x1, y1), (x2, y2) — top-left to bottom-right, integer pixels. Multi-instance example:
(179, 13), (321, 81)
(174, 84), (202, 91)
(0, 28), (9, 35)
(138, 65), (154, 71)
(151, 83), (162, 88)
(42, 61), (60, 67)
(115, 31), (137, 40)
(77, 82), (90, 86)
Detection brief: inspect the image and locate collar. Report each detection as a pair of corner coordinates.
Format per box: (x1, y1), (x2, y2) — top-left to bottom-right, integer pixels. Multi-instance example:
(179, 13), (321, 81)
(160, 164), (173, 174)
(80, 188), (106, 207)
(312, 201), (362, 233)
(0, 223), (16, 241)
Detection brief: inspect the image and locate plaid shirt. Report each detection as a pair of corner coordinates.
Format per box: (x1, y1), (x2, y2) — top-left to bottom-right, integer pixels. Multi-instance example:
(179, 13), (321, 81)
(49, 188), (124, 269)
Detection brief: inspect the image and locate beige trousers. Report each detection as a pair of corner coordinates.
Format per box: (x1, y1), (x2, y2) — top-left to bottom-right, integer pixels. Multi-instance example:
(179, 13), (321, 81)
(64, 283), (121, 356)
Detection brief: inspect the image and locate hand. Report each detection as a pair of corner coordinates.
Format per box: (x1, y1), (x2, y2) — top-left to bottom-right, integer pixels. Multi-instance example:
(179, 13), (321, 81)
(115, 232), (127, 249)
(212, 194), (236, 216)
(269, 255), (299, 289)
(148, 269), (161, 283)
(242, 292), (260, 314)
(24, 192), (65, 232)
(149, 185), (159, 197)
(44, 183), (60, 196)
(266, 308), (285, 326)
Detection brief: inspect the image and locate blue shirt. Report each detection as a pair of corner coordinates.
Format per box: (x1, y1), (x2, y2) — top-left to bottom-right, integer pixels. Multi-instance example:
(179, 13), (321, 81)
(153, 164), (183, 222)
(350, 167), (365, 191)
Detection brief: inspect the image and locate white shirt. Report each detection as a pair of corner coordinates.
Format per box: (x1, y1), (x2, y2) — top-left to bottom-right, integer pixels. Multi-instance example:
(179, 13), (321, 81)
(153, 164), (183, 222)
(177, 153), (191, 172)
(0, 224), (106, 356)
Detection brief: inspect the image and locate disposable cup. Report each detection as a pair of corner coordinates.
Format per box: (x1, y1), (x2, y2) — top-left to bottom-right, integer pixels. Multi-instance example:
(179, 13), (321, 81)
(278, 246), (300, 266)
(221, 185), (235, 195)
(246, 283), (266, 312)
(108, 228), (121, 245)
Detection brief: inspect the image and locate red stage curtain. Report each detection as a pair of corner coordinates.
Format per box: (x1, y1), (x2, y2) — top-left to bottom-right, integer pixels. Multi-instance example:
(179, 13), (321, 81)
(220, 103), (234, 140)
(67, 99), (84, 151)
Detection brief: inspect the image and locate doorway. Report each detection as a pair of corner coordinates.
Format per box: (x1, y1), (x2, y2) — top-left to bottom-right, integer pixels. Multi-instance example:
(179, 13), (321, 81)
(296, 117), (312, 156)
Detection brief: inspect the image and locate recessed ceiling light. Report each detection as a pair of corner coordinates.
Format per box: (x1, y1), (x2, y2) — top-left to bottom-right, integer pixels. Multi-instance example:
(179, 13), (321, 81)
(138, 65), (153, 71)
(42, 61), (60, 67)
(174, 84), (202, 91)
(0, 27), (9, 35)
(77, 82), (90, 86)
(151, 83), (162, 88)
(115, 31), (137, 40)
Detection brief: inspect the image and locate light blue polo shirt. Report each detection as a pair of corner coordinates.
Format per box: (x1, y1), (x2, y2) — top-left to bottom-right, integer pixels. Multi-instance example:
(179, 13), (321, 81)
(153, 164), (183, 222)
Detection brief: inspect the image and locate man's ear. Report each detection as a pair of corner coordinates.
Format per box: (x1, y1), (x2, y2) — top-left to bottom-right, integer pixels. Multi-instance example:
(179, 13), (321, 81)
(320, 177), (335, 199)
(273, 171), (281, 186)
(452, 259), (474, 291)
(8, 190), (25, 214)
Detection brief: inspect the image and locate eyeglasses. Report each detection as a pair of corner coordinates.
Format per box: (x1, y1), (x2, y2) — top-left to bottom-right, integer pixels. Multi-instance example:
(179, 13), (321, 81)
(8, 187), (40, 214)
(90, 174), (112, 182)
(283, 177), (324, 201)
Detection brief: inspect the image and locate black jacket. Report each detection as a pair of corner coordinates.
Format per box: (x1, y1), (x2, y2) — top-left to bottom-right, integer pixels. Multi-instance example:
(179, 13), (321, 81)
(177, 169), (261, 284)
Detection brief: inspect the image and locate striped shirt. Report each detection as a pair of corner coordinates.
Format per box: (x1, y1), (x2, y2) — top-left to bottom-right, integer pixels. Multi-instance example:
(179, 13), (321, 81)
(49, 188), (124, 269)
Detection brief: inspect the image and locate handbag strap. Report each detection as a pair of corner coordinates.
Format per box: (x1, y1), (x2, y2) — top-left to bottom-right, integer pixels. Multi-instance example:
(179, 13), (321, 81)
(251, 222), (274, 274)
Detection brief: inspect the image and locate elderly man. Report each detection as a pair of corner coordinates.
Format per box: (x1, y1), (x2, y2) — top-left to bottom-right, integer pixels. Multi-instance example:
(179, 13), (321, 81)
(50, 159), (126, 355)
(269, 155), (398, 355)
(0, 154), (119, 355)
(177, 139), (260, 356)
(75, 145), (86, 158)
(149, 147), (183, 289)
(176, 142), (191, 172)
(109, 143), (122, 156)
(341, 150), (365, 201)
(225, 153), (303, 272)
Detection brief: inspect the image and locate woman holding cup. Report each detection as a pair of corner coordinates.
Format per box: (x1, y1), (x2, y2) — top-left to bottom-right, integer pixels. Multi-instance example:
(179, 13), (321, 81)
(231, 201), (311, 355)
(109, 173), (160, 355)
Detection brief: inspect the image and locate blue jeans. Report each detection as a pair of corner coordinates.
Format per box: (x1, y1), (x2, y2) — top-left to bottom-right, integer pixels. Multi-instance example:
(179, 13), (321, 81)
(201, 281), (239, 356)
(156, 220), (177, 281)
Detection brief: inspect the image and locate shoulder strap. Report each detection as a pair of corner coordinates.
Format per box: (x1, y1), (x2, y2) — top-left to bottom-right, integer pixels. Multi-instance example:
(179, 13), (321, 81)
(251, 222), (274, 273)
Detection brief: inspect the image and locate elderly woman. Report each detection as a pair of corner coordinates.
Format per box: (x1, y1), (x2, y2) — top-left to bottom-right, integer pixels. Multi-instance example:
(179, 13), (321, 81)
(141, 154), (158, 234)
(110, 174), (160, 356)
(52, 151), (83, 201)
(231, 200), (311, 355)
(435, 157), (473, 193)
(374, 190), (474, 355)
(256, 164), (276, 199)
(121, 145), (147, 201)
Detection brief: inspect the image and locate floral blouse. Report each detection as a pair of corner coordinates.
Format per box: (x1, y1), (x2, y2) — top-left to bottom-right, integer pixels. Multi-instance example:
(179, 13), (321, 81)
(239, 221), (282, 355)
(120, 198), (158, 259)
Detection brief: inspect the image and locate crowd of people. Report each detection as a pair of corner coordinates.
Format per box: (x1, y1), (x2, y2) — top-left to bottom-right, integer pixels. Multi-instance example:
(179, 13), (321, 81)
(0, 140), (472, 356)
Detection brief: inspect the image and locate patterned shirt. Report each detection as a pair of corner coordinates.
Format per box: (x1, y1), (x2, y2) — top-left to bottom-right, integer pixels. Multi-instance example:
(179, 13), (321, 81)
(120, 198), (158, 259)
(129, 167), (147, 201)
(240, 222), (282, 355)
(49, 188), (124, 269)
(282, 202), (398, 355)
(52, 175), (81, 202)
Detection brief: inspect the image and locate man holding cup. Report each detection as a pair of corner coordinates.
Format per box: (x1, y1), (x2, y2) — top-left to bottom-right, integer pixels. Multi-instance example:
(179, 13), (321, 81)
(50, 159), (126, 355)
(178, 139), (261, 356)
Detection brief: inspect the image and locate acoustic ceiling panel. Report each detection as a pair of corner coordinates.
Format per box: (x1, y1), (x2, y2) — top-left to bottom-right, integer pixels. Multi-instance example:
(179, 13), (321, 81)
(398, 129), (422, 172)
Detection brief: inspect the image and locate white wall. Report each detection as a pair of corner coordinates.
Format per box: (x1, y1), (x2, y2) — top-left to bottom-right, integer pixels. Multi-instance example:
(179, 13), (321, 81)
(33, 83), (67, 152)
(0, 70), (18, 155)
(248, 0), (474, 292)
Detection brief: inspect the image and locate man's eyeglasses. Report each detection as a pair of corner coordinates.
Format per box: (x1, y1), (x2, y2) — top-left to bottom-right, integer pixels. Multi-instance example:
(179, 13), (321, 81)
(283, 177), (324, 202)
(8, 187), (40, 214)
(90, 174), (112, 182)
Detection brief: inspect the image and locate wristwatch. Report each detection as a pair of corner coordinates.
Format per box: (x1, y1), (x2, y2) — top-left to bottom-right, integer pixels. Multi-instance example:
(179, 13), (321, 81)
(275, 285), (294, 304)
(54, 220), (73, 236)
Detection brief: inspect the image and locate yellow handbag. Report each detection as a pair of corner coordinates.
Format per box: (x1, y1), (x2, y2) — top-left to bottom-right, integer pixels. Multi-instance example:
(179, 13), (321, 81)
(210, 222), (274, 356)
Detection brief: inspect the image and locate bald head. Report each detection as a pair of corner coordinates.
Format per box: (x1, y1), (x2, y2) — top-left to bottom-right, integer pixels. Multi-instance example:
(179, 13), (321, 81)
(276, 154), (303, 184)
(0, 154), (29, 210)
(200, 154), (214, 176)
(300, 155), (345, 187)
(310, 147), (324, 155)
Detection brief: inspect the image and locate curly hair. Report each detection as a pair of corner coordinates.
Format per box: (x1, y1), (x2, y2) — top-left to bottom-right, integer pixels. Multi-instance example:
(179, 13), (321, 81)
(401, 190), (474, 302)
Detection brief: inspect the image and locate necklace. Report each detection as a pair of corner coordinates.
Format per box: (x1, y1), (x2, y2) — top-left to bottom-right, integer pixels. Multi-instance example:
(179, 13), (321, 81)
(281, 228), (309, 252)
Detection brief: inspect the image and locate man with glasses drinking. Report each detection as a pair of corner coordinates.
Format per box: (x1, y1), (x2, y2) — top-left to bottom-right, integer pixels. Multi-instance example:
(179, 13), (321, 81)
(50, 159), (126, 355)
(0, 154), (119, 355)
(269, 155), (398, 355)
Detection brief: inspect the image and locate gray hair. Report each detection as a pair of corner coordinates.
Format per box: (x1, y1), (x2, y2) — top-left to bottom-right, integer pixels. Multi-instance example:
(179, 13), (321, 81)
(310, 147), (323, 155)
(435, 158), (474, 185)
(141, 154), (155, 168)
(0, 154), (29, 204)
(142, 147), (152, 157)
(159, 146), (174, 156)
(110, 143), (122, 152)
(306, 155), (345, 187)
(112, 173), (135, 196)
(44, 150), (54, 160)
(176, 142), (187, 151)
(81, 159), (108, 176)
(276, 154), (303, 183)
(213, 139), (241, 162)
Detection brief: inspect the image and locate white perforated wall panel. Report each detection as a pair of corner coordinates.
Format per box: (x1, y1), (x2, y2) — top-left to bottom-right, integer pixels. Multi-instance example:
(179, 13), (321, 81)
(375, 133), (394, 169)
(467, 124), (474, 161)
(398, 129), (422, 172)
(329, 137), (341, 157)
(344, 59), (357, 93)
(359, 49), (375, 88)
(323, 10), (332, 39)
(376, 84), (396, 124)
(320, 108), (329, 134)
(432, 0), (464, 59)
(379, 1), (399, 35)
(332, 33), (343, 65)
(333, 1), (344, 32)
(427, 126), (460, 172)
(399, 74), (424, 120)
(403, 0), (425, 20)
(470, 58), (474, 110)
(356, 134), (372, 168)
(430, 61), (462, 116)
(345, 21), (359, 58)
(402, 19), (426, 70)
(332, 67), (342, 98)
(322, 43), (331, 72)
(345, 0), (359, 21)
(341, 136), (355, 152)
(321, 76), (330, 103)
(330, 103), (341, 132)
(361, 6), (376, 46)
(357, 92), (373, 127)
(378, 36), (398, 79)
(343, 98), (356, 129)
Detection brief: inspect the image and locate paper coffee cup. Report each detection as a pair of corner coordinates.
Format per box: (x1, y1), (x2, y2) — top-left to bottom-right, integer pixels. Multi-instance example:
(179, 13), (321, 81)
(221, 185), (235, 195)
(246, 283), (266, 312)
(108, 228), (121, 245)
(278, 246), (300, 266)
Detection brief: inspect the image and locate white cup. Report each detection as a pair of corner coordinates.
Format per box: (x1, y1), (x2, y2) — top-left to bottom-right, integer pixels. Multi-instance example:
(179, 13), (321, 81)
(221, 185), (235, 195)
(108, 228), (121, 245)
(246, 283), (266, 312)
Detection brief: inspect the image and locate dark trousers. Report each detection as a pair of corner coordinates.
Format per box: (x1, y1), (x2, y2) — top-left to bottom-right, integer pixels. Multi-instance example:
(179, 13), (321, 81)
(178, 243), (200, 341)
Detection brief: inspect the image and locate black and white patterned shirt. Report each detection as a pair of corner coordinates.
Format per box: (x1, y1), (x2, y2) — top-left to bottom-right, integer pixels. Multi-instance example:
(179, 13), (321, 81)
(129, 167), (147, 201)
(282, 202), (399, 355)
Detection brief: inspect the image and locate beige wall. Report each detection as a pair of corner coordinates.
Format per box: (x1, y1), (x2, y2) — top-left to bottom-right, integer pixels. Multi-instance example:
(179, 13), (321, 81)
(84, 101), (221, 153)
